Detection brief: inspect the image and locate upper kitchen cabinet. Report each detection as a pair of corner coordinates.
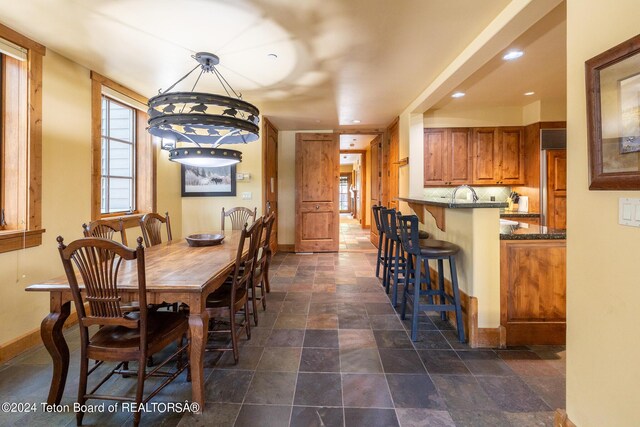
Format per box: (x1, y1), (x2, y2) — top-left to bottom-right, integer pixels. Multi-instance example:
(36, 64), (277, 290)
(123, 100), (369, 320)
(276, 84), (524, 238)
(423, 128), (471, 186)
(472, 127), (525, 185)
(498, 127), (525, 185)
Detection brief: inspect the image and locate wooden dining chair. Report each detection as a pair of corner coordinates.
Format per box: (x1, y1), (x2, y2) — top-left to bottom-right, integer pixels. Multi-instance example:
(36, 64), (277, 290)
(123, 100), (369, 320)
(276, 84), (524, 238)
(82, 218), (128, 246)
(205, 219), (263, 362)
(221, 207), (257, 231)
(57, 235), (189, 427)
(252, 212), (276, 312)
(139, 212), (172, 248)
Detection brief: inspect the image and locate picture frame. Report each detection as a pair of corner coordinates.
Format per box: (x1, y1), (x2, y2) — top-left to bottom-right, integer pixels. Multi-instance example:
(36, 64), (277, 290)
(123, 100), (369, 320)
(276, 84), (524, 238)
(181, 164), (237, 197)
(586, 33), (640, 190)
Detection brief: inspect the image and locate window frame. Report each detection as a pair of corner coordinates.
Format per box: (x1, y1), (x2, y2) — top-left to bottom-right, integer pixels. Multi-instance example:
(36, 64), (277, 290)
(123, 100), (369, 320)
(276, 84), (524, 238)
(100, 95), (137, 215)
(90, 71), (156, 224)
(0, 23), (45, 254)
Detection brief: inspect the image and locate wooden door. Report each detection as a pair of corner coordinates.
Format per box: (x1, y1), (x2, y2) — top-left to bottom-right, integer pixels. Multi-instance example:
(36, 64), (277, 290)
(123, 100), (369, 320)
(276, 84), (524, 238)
(499, 127), (525, 185)
(546, 149), (567, 229)
(447, 128), (472, 185)
(423, 129), (447, 186)
(472, 128), (499, 184)
(387, 118), (400, 210)
(370, 136), (381, 246)
(263, 118), (278, 252)
(295, 133), (339, 252)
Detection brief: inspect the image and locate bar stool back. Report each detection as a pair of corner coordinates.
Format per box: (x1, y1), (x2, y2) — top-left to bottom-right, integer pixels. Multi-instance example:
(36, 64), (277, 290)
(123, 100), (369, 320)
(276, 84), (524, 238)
(371, 205), (387, 278)
(397, 214), (465, 342)
(379, 207), (406, 307)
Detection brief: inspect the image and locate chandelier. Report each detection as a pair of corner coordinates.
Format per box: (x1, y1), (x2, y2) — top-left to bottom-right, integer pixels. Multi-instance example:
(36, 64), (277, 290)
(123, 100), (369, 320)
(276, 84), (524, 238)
(147, 52), (259, 167)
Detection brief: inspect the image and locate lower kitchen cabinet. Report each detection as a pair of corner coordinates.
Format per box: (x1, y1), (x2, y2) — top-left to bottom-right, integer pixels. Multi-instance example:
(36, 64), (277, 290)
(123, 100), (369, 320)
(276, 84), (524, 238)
(500, 239), (566, 345)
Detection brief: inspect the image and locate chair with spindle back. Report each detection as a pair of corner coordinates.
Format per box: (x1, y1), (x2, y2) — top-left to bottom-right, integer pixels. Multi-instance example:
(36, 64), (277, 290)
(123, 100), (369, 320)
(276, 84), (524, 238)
(57, 236), (189, 427)
(139, 212), (172, 248)
(139, 212), (177, 314)
(206, 219), (263, 362)
(82, 219), (128, 246)
(252, 212), (276, 312)
(221, 207), (257, 231)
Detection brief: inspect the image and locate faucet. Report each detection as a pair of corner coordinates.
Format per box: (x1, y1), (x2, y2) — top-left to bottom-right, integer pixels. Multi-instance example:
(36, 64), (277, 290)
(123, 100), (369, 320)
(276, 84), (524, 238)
(451, 185), (478, 203)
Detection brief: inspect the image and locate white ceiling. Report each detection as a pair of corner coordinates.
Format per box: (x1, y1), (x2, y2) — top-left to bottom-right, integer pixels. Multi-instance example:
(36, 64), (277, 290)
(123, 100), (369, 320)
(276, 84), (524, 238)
(340, 153), (360, 165)
(431, 2), (566, 111)
(339, 134), (377, 150)
(0, 0), (518, 130)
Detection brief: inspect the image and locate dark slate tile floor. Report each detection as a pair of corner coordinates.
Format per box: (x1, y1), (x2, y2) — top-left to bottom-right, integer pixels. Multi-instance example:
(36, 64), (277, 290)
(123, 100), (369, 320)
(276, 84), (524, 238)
(1, 251), (565, 426)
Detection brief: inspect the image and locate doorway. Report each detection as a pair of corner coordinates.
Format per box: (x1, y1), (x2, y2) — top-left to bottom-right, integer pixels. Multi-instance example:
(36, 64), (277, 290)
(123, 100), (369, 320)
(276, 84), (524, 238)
(338, 134), (377, 252)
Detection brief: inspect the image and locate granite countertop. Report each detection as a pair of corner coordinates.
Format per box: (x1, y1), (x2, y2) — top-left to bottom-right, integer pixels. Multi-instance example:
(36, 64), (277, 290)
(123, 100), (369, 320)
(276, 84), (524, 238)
(499, 209), (540, 218)
(398, 197), (508, 209)
(500, 221), (566, 240)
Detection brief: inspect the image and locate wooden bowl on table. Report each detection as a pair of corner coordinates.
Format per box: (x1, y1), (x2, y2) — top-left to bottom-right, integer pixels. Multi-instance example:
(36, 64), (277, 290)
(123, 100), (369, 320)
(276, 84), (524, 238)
(185, 233), (225, 247)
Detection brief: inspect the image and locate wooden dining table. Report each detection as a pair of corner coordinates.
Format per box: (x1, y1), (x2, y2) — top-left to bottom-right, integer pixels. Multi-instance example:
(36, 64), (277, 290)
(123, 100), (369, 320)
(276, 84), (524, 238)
(25, 230), (246, 412)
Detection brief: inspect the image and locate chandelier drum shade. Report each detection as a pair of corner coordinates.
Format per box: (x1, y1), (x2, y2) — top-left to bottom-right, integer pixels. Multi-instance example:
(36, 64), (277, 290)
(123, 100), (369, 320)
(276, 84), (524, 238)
(147, 52), (259, 167)
(169, 147), (242, 167)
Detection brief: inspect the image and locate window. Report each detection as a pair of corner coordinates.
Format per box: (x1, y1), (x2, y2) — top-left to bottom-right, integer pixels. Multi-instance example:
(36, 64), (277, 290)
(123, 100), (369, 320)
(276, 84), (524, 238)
(101, 96), (136, 214)
(339, 175), (350, 212)
(91, 72), (156, 222)
(0, 24), (45, 254)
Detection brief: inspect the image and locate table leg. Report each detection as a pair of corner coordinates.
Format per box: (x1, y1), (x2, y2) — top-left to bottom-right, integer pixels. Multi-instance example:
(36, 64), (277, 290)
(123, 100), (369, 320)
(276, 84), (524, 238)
(188, 310), (209, 413)
(41, 300), (71, 405)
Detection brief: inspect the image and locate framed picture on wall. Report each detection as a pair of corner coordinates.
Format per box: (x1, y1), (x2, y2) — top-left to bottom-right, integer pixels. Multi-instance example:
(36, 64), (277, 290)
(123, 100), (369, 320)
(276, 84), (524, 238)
(586, 33), (640, 189)
(181, 164), (237, 197)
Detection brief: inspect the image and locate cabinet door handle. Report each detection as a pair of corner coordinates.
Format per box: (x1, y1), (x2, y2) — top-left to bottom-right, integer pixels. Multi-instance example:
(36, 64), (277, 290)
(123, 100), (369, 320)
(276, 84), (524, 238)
(315, 205), (320, 210)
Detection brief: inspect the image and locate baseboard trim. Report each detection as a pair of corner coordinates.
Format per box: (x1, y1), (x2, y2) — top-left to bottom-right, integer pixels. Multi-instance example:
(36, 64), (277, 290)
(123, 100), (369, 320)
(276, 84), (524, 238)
(277, 244), (295, 253)
(554, 410), (577, 427)
(0, 309), (80, 363)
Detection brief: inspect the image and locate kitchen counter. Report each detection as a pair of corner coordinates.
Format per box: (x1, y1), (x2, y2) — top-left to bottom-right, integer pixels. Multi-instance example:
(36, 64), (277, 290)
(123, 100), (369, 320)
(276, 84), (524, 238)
(500, 222), (566, 240)
(399, 197), (508, 209)
(499, 209), (540, 218)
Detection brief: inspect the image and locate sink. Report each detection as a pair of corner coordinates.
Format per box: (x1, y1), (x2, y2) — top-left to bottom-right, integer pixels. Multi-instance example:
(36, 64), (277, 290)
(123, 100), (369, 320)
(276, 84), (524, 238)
(500, 219), (519, 226)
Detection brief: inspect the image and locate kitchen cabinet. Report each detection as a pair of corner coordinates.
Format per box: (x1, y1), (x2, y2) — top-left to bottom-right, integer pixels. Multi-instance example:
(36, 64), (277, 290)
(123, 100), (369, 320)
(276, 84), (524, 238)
(423, 128), (471, 186)
(471, 127), (525, 185)
(424, 126), (525, 187)
(500, 239), (566, 345)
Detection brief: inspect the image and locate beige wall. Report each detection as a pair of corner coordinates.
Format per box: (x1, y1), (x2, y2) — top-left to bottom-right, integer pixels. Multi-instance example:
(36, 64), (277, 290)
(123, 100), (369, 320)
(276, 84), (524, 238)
(340, 164), (354, 173)
(181, 138), (263, 236)
(424, 101), (566, 129)
(566, 1), (640, 425)
(0, 51), (91, 343)
(0, 51), (185, 346)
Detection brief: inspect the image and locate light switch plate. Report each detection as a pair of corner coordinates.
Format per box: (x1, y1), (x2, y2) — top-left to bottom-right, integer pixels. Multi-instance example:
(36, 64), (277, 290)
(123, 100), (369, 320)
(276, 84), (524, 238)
(619, 198), (640, 227)
(242, 192), (252, 200)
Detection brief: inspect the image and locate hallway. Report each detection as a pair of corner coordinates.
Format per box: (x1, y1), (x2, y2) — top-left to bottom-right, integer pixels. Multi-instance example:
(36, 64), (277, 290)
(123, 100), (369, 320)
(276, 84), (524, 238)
(339, 214), (375, 252)
(0, 252), (565, 427)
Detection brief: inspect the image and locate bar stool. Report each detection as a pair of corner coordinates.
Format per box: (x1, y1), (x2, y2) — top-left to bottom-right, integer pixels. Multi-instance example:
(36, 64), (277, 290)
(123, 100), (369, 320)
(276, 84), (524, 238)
(397, 214), (465, 342)
(380, 207), (406, 307)
(372, 205), (387, 279)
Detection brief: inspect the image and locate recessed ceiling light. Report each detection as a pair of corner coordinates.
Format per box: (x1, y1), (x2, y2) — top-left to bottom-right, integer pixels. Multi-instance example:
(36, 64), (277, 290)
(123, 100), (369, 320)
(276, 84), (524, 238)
(503, 50), (524, 61)
(267, 53), (278, 59)
(524, 91), (535, 96)
(352, 120), (361, 124)
(451, 92), (465, 98)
